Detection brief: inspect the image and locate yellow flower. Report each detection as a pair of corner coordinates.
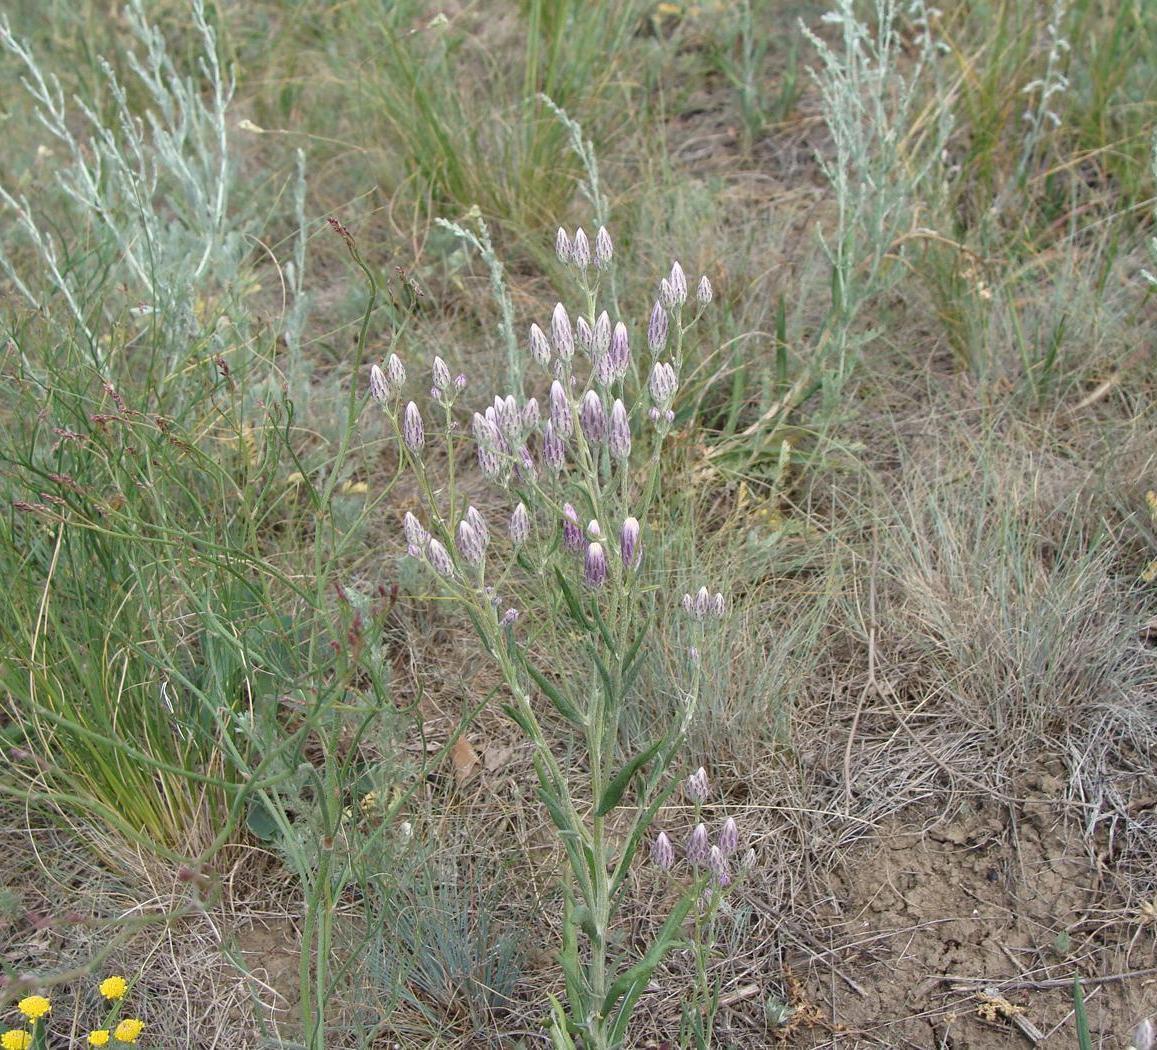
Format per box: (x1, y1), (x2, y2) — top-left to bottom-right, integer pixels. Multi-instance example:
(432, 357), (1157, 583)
(99, 975), (127, 1000)
(1, 1031), (32, 1050)
(88, 1032), (111, 1047)
(113, 1019), (145, 1044)
(16, 996), (50, 1021)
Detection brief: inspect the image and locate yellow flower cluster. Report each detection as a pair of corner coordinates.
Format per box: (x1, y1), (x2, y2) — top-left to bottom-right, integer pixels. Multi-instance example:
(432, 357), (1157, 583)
(1, 1031), (32, 1050)
(5, 978), (144, 1047)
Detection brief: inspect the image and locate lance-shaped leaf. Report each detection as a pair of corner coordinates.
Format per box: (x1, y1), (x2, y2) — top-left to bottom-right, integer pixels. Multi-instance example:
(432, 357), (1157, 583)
(546, 995), (578, 1050)
(610, 778), (680, 900)
(554, 567), (592, 630)
(559, 888), (589, 1029)
(524, 656), (586, 727)
(596, 738), (662, 817)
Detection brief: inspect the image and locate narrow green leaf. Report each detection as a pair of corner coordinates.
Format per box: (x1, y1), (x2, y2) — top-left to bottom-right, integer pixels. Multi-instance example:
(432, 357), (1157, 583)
(524, 657), (586, 726)
(620, 620), (649, 680)
(554, 567), (591, 630)
(775, 294), (788, 388)
(596, 738), (662, 817)
(609, 778), (679, 900)
(589, 600), (617, 652)
(1073, 974), (1093, 1050)
(502, 703), (534, 737)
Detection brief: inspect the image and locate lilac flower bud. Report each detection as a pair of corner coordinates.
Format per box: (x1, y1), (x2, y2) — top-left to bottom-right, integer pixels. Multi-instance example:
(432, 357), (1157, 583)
(719, 817), (738, 856)
(576, 315), (593, 355)
(478, 447), (501, 478)
(610, 322), (629, 379)
(510, 502), (530, 547)
(407, 543), (422, 559)
(694, 586), (710, 619)
(425, 537), (454, 577)
(620, 516), (641, 569)
(649, 406), (662, 423)
(522, 397), (540, 431)
(697, 274), (713, 305)
(516, 446), (538, 483)
(370, 364), (389, 403)
(580, 390), (606, 445)
(473, 411), (502, 453)
(562, 503), (584, 551)
(549, 381), (572, 440)
(659, 277), (677, 309)
(587, 519), (603, 540)
(681, 592), (694, 616)
(609, 399), (631, 462)
(648, 301), (668, 353)
(499, 607), (520, 628)
(594, 348), (615, 388)
(687, 823), (710, 865)
(555, 227), (571, 263)
(496, 394), (521, 444)
(432, 356), (451, 391)
(669, 261), (688, 305)
(552, 303), (574, 361)
(529, 323), (551, 367)
(687, 766), (710, 804)
(403, 401), (424, 453)
(455, 374), (467, 392)
(584, 540), (607, 588)
(403, 511), (427, 548)
(542, 421), (566, 473)
(651, 830), (674, 871)
(594, 226), (613, 269)
(386, 353), (406, 393)
(593, 311), (612, 356)
(466, 505), (489, 547)
(648, 362), (678, 408)
(740, 847), (756, 872)
(484, 586), (501, 608)
(456, 520), (485, 567)
(572, 227), (591, 269)
(712, 592), (726, 617)
(708, 845), (730, 884)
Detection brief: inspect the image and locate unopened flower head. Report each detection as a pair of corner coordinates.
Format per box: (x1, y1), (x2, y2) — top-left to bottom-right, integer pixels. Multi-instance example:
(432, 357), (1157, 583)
(550, 380), (573, 438)
(697, 274), (713, 305)
(529, 323), (551, 367)
(576, 315), (593, 355)
(593, 311), (612, 356)
(499, 607), (520, 628)
(740, 847), (757, 872)
(694, 586), (711, 619)
(659, 276), (676, 309)
(687, 766), (710, 803)
(712, 592), (726, 617)
(552, 303), (574, 361)
(385, 353), (406, 393)
(594, 346), (616, 388)
(708, 844), (730, 886)
(562, 503), (584, 551)
(572, 227), (591, 269)
(466, 505), (489, 546)
(651, 830), (674, 870)
(719, 817), (738, 856)
(687, 822), (710, 865)
(425, 538), (454, 577)
(16, 998), (49, 1022)
(510, 502), (530, 547)
(369, 363), (390, 403)
(669, 261), (688, 305)
(555, 227), (571, 263)
(648, 300), (668, 353)
(580, 390), (606, 444)
(542, 421), (566, 473)
(522, 396), (540, 431)
(403, 512), (427, 552)
(457, 520), (485, 567)
(432, 356), (451, 392)
(584, 540), (608, 588)
(648, 362), (678, 409)
(594, 226), (613, 269)
(99, 976), (127, 1001)
(620, 516), (641, 569)
(609, 399), (631, 462)
(610, 321), (630, 379)
(403, 401), (424, 453)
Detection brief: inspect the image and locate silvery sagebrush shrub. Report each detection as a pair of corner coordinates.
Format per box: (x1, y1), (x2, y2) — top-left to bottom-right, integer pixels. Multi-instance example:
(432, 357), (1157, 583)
(360, 223), (747, 1048)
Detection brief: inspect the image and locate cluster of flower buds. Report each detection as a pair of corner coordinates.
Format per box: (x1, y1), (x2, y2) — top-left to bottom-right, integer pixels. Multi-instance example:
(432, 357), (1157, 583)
(430, 356), (467, 404)
(455, 505), (490, 569)
(369, 354), (407, 404)
(404, 511), (454, 578)
(650, 809), (751, 892)
(471, 394), (541, 483)
(556, 225), (613, 271)
(569, 513), (644, 586)
(682, 587), (726, 621)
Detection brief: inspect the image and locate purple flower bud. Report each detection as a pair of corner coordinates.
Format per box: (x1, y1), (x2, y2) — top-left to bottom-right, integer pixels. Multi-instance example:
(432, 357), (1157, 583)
(456, 520), (485, 567)
(500, 607), (520, 628)
(697, 274), (713, 305)
(659, 277), (676, 309)
(708, 845), (730, 885)
(516, 445), (538, 483)
(403, 401), (424, 453)
(594, 348), (615, 388)
(580, 390), (606, 444)
(529, 323), (552, 367)
(550, 380), (572, 439)
(425, 537), (454, 577)
(510, 502), (530, 547)
(370, 364), (389, 403)
(712, 592), (726, 617)
(552, 303), (574, 361)
(587, 519), (603, 540)
(407, 543), (422, 559)
(542, 421), (565, 473)
(648, 362), (678, 408)
(593, 311), (611, 356)
(584, 540), (607, 588)
(555, 227), (571, 263)
(740, 847), (756, 871)
(562, 503), (584, 551)
(432, 356), (451, 391)
(687, 823), (710, 865)
(386, 353), (406, 393)
(572, 227), (591, 269)
(609, 399), (631, 461)
(687, 766), (710, 804)
(466, 505), (489, 546)
(682, 592), (694, 616)
(485, 585), (501, 608)
(403, 511), (427, 548)
(576, 315), (593, 355)
(669, 261), (688, 305)
(522, 397), (540, 431)
(594, 226), (613, 269)
(620, 516), (641, 569)
(495, 394), (521, 444)
(473, 411), (502, 453)
(651, 830), (674, 870)
(610, 322), (629, 379)
(719, 817), (738, 856)
(648, 301), (668, 353)
(694, 586), (710, 619)
(649, 406), (661, 423)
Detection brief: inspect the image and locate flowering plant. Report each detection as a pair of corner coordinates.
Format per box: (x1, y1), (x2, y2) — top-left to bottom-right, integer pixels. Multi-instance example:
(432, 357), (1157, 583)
(364, 223), (741, 1048)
